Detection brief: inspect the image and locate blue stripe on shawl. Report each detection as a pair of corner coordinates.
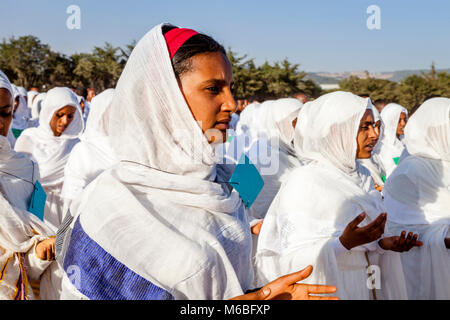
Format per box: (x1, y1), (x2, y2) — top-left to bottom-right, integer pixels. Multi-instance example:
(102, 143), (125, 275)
(63, 217), (174, 300)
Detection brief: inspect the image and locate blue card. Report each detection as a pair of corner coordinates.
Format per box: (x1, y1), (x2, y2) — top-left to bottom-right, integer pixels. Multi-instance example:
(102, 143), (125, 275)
(28, 180), (47, 221)
(228, 153), (264, 209)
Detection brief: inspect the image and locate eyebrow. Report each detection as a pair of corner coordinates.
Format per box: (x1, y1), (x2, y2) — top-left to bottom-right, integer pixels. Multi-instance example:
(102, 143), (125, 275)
(361, 121), (374, 126)
(201, 79), (233, 87)
(0, 104), (11, 109)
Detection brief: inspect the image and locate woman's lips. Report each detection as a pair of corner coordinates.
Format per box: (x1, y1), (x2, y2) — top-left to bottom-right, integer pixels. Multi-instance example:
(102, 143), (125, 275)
(215, 123), (229, 130)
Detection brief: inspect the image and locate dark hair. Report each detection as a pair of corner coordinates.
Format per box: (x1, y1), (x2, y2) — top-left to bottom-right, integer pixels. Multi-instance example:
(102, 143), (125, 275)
(162, 24), (226, 79)
(75, 86), (88, 99)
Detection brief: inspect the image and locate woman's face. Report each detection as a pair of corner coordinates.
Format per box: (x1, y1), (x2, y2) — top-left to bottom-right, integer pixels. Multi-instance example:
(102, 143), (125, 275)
(49, 105), (76, 137)
(356, 109), (379, 159)
(178, 51), (236, 143)
(396, 112), (407, 137)
(0, 89), (13, 137)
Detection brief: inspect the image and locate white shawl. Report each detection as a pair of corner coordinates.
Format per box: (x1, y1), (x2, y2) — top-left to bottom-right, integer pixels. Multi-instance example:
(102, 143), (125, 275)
(373, 103), (408, 178)
(61, 89), (117, 201)
(11, 85), (29, 131)
(30, 92), (46, 124)
(255, 91), (407, 300)
(60, 24), (253, 300)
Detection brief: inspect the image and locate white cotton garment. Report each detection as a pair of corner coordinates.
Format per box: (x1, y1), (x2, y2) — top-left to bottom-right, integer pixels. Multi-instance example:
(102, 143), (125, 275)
(254, 91), (408, 300)
(372, 103), (408, 178)
(14, 87), (84, 234)
(383, 97), (450, 299)
(59, 24), (253, 300)
(0, 71), (16, 147)
(61, 88), (117, 203)
(358, 102), (385, 187)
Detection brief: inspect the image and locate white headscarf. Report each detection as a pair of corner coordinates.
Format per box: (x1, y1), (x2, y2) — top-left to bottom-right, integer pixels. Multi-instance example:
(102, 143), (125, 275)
(11, 85), (29, 130)
(27, 90), (40, 107)
(373, 103), (408, 177)
(248, 98), (303, 219)
(359, 101), (385, 186)
(0, 71), (16, 147)
(60, 24), (253, 300)
(255, 91), (406, 299)
(61, 89), (117, 201)
(14, 87), (84, 187)
(384, 97), (450, 225)
(30, 92), (46, 123)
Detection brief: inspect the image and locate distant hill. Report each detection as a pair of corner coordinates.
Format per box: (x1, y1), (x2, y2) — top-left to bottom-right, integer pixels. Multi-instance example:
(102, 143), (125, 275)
(305, 68), (450, 85)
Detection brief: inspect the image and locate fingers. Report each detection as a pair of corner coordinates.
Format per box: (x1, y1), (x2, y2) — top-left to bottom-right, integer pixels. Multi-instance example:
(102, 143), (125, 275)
(348, 212), (366, 229)
(362, 213), (386, 233)
(280, 265), (314, 284)
(230, 287), (271, 300)
(309, 296), (340, 301)
(305, 284), (337, 294)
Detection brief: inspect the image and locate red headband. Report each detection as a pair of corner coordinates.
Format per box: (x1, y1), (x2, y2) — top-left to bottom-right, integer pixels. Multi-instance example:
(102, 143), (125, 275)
(164, 27), (199, 59)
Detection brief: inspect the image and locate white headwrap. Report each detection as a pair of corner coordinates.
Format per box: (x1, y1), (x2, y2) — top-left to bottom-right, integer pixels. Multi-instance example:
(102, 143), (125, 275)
(248, 98), (303, 219)
(60, 24), (253, 300)
(373, 103), (408, 178)
(359, 101), (385, 186)
(14, 87), (84, 187)
(255, 91), (406, 299)
(0, 71), (16, 147)
(30, 92), (46, 123)
(11, 85), (29, 130)
(384, 97), (450, 225)
(61, 89), (117, 201)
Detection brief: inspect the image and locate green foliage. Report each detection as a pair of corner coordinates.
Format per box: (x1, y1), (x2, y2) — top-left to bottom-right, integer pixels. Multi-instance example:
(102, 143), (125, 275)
(227, 49), (322, 100)
(338, 64), (450, 112)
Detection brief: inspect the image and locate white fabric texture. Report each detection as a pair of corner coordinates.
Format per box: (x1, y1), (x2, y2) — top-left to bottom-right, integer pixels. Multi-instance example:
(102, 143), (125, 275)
(61, 88), (117, 202)
(61, 24), (254, 300)
(15, 87), (84, 233)
(382, 97), (450, 299)
(30, 92), (46, 123)
(254, 91), (407, 300)
(11, 85), (29, 130)
(373, 103), (408, 178)
(249, 98), (303, 220)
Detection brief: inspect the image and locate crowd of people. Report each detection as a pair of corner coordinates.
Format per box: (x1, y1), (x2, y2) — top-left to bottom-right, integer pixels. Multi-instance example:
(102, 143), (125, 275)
(0, 23), (448, 300)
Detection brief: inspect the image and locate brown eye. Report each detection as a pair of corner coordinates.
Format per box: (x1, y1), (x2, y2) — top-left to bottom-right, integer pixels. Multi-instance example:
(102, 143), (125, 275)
(207, 86), (220, 94)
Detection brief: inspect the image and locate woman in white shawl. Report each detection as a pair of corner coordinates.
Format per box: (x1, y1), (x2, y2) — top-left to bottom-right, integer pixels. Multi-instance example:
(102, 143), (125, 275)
(57, 24), (338, 301)
(373, 103), (408, 179)
(15, 87), (84, 234)
(383, 97), (450, 299)
(11, 84), (30, 138)
(61, 88), (117, 204)
(30, 92), (46, 125)
(247, 98), (303, 220)
(0, 70), (56, 300)
(255, 91), (422, 300)
(358, 103), (385, 191)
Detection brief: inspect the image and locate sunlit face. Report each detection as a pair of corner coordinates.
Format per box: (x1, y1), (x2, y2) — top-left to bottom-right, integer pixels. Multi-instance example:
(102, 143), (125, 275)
(178, 51), (236, 144)
(0, 89), (13, 137)
(49, 105), (76, 137)
(396, 112), (407, 137)
(356, 109), (379, 159)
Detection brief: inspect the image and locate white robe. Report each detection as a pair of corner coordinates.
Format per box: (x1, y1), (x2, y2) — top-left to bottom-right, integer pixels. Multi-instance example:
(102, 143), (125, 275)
(383, 97), (450, 299)
(255, 92), (408, 300)
(58, 24), (253, 300)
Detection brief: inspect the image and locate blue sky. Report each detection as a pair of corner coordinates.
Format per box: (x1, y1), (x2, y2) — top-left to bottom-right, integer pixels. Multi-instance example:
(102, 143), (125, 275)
(1, 0), (449, 73)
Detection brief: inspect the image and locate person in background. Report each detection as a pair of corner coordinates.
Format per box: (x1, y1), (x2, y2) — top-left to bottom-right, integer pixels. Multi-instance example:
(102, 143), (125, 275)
(293, 91), (309, 104)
